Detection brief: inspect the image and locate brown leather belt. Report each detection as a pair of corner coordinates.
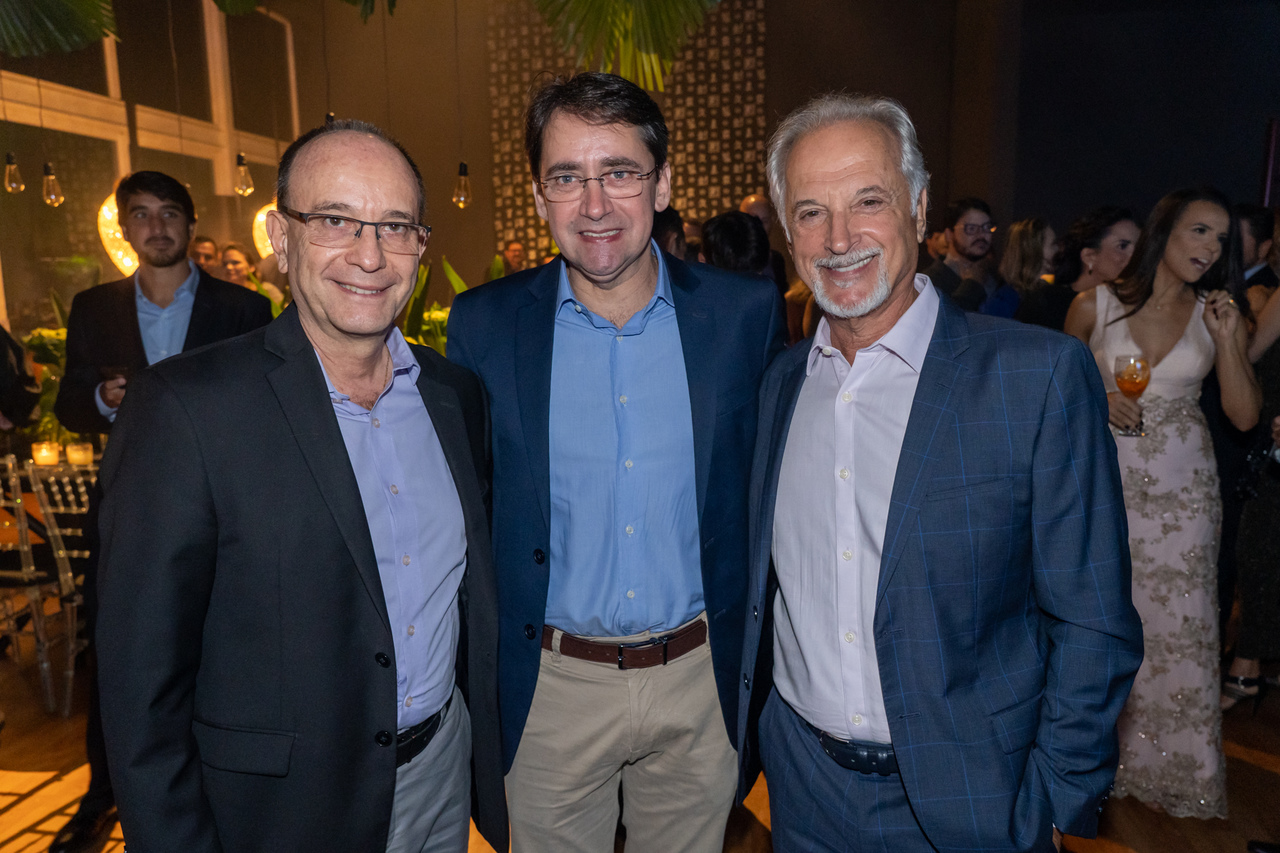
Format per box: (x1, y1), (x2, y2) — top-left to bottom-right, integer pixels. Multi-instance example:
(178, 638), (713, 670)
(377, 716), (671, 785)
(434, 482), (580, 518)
(542, 619), (707, 669)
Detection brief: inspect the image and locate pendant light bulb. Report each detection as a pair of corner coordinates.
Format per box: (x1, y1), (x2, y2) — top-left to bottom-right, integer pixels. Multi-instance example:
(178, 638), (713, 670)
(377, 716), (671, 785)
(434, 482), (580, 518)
(234, 153), (255, 198)
(42, 163), (64, 207)
(451, 162), (472, 210)
(4, 153), (24, 193)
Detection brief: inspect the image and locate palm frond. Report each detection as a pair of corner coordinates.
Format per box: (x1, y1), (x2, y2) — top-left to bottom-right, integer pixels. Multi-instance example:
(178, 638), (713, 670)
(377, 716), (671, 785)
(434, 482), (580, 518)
(531, 0), (717, 92)
(0, 0), (115, 58)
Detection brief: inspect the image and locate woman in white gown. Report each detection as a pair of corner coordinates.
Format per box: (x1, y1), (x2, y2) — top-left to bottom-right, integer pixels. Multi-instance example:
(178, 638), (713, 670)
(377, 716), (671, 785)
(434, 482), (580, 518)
(1065, 187), (1260, 818)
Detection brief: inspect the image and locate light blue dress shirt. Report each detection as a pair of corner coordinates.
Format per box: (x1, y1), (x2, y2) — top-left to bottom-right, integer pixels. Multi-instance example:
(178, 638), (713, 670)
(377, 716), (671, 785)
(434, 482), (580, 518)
(96, 260), (200, 421)
(546, 243), (702, 638)
(322, 329), (467, 731)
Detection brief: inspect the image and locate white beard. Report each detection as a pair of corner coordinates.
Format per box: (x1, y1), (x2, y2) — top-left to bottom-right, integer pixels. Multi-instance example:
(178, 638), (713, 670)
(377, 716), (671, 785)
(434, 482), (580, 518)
(809, 248), (892, 319)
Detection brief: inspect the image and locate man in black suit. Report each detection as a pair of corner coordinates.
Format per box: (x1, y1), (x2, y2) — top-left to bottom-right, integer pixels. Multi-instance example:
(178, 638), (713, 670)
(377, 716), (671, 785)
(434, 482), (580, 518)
(49, 171), (272, 853)
(1239, 202), (1277, 294)
(95, 120), (506, 853)
(921, 197), (996, 303)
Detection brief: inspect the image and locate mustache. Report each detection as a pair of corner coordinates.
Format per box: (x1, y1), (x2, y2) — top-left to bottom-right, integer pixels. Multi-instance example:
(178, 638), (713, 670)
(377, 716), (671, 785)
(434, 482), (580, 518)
(814, 246), (881, 269)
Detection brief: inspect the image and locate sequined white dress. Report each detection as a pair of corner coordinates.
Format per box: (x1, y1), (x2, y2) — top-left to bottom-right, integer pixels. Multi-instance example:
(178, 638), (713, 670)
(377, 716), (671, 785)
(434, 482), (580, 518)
(1088, 286), (1227, 819)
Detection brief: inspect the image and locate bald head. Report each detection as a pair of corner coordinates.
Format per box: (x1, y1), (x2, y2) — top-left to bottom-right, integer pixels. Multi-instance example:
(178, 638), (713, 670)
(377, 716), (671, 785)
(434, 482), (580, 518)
(739, 193), (774, 233)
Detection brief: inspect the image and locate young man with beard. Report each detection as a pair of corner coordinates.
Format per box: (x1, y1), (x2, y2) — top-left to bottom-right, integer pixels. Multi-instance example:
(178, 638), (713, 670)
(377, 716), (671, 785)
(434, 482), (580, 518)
(50, 171), (271, 853)
(922, 196), (996, 302)
(737, 94), (1143, 853)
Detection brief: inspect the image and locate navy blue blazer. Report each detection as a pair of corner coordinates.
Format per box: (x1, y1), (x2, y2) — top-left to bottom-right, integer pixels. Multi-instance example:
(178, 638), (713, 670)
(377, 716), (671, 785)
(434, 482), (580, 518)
(448, 254), (785, 770)
(738, 295), (1144, 849)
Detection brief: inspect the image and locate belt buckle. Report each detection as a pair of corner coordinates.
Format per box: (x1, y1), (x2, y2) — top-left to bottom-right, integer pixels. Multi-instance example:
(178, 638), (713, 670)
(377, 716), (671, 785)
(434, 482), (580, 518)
(616, 634), (669, 669)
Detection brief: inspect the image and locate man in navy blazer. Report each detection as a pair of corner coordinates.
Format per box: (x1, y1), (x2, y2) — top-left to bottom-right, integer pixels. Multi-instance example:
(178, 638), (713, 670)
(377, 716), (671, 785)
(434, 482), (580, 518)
(449, 72), (784, 852)
(737, 94), (1143, 852)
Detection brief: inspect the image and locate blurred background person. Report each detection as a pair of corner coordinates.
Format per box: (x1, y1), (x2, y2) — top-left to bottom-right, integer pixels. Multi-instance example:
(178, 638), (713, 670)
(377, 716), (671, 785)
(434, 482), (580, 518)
(652, 205), (687, 258)
(1066, 186), (1258, 819)
(916, 223), (948, 272)
(1237, 203), (1277, 312)
(956, 217), (1055, 318)
(1017, 206), (1139, 330)
(923, 197), (997, 302)
(700, 209), (772, 278)
(187, 235), (221, 278)
(738, 192), (789, 297)
(222, 242), (284, 304)
(682, 216), (703, 264)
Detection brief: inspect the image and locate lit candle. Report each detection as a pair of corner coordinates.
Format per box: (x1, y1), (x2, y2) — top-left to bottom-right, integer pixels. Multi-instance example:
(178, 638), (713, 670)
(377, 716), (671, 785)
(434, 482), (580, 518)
(32, 442), (61, 466)
(66, 443), (94, 466)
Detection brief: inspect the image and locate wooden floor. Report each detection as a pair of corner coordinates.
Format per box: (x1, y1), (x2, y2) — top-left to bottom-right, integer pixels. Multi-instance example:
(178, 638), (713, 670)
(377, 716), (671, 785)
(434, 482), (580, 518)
(2, 617), (1278, 853)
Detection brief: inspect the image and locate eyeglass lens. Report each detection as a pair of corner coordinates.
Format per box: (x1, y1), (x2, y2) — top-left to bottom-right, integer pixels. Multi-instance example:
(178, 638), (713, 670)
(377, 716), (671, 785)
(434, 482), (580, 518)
(541, 170), (653, 202)
(304, 215), (427, 254)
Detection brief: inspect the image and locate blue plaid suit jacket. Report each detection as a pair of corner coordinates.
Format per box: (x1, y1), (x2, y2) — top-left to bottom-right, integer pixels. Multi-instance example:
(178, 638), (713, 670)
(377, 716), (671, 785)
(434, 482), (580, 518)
(738, 295), (1144, 850)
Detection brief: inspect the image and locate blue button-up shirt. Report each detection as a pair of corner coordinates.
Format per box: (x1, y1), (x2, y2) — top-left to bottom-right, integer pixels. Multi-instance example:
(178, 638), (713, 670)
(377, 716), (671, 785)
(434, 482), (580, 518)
(322, 329), (466, 731)
(97, 261), (200, 421)
(546, 243), (702, 638)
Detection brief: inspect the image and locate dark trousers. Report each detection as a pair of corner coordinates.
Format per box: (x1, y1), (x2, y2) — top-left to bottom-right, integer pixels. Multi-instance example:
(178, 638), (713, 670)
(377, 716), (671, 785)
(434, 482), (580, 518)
(758, 689), (936, 853)
(80, 482), (113, 815)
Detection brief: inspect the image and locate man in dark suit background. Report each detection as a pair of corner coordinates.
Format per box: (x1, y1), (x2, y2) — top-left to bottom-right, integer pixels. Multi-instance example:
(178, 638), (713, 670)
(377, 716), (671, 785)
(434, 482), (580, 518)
(49, 171), (271, 853)
(95, 122), (506, 852)
(738, 94), (1144, 852)
(448, 72), (784, 852)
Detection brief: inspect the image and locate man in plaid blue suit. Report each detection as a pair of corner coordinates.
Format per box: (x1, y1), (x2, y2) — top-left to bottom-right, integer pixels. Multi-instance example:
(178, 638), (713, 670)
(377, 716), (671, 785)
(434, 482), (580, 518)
(737, 94), (1144, 852)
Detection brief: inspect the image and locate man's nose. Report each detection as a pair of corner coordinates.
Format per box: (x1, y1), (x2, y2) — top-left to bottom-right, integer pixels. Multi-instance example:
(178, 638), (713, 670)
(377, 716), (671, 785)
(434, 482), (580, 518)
(579, 179), (612, 219)
(347, 225), (387, 269)
(826, 212), (855, 254)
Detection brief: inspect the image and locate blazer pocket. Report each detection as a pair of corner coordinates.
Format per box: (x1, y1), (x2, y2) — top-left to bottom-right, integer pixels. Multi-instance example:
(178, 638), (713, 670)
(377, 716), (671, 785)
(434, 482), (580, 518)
(989, 691), (1042, 755)
(924, 476), (1011, 502)
(192, 719), (296, 777)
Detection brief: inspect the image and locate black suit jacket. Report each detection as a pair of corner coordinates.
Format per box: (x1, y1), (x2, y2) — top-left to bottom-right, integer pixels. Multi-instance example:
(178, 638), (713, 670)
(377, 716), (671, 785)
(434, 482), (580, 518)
(55, 270), (273, 434)
(95, 307), (507, 852)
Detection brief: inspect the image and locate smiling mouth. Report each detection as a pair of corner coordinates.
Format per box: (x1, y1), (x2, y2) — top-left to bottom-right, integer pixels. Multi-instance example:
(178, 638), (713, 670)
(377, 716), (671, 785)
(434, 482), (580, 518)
(827, 255), (875, 273)
(1190, 258), (1211, 271)
(580, 229), (622, 238)
(337, 282), (385, 296)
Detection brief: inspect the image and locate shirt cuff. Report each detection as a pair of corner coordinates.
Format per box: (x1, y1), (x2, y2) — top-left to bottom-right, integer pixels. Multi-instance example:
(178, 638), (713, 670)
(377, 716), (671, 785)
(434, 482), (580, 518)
(94, 381), (119, 423)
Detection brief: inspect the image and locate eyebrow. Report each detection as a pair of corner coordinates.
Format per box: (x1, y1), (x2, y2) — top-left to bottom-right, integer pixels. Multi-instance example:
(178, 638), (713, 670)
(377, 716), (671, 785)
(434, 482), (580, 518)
(542, 155), (646, 174)
(308, 200), (417, 222)
(789, 184), (897, 212)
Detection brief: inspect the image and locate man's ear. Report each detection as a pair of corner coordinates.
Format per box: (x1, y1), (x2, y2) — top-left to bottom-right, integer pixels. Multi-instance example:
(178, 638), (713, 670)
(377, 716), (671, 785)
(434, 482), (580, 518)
(915, 188), (929, 242)
(532, 179), (550, 223)
(265, 210), (290, 273)
(1259, 238), (1275, 265)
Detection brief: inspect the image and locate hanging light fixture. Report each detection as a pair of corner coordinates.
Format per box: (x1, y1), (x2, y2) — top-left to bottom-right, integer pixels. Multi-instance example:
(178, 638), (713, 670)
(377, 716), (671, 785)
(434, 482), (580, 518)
(4, 153), (24, 193)
(42, 163), (64, 207)
(98, 193), (139, 276)
(233, 153), (255, 197)
(451, 162), (472, 209)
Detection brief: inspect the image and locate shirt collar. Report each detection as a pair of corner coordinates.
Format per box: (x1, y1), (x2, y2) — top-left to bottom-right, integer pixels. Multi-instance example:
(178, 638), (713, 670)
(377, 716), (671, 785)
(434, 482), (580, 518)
(555, 240), (674, 315)
(134, 259), (200, 310)
(1245, 262), (1267, 281)
(807, 274), (938, 375)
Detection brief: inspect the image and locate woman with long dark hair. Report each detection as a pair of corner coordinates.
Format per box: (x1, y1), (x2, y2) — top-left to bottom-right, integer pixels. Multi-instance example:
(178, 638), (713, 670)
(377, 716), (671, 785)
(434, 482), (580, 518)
(1016, 206), (1139, 330)
(1065, 186), (1260, 819)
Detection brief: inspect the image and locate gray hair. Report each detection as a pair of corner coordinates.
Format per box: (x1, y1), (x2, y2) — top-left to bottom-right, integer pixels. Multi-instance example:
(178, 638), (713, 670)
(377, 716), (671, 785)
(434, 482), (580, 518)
(766, 94), (930, 238)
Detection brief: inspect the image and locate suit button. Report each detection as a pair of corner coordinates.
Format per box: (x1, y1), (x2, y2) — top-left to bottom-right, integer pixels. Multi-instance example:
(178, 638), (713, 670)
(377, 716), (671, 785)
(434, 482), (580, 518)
(375, 730), (393, 747)
(533, 548), (546, 564)
(742, 673), (751, 690)
(524, 624), (537, 640)
(375, 652), (391, 668)
(752, 606), (758, 619)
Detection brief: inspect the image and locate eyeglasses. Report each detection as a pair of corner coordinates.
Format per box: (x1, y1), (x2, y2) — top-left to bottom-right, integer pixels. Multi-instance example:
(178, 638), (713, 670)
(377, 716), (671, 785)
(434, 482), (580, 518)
(278, 206), (431, 255)
(535, 166), (660, 203)
(960, 222), (997, 236)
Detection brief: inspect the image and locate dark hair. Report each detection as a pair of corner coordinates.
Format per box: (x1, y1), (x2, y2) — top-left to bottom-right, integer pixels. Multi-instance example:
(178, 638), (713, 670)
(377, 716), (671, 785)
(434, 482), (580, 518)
(1112, 186), (1243, 318)
(1235, 202), (1276, 243)
(652, 205), (684, 249)
(1055, 205), (1136, 286)
(275, 118), (426, 222)
(115, 171), (196, 224)
(943, 197), (991, 230)
(700, 210), (771, 274)
(524, 71), (668, 177)
(190, 234), (216, 248)
(221, 241), (255, 263)
(997, 218), (1052, 292)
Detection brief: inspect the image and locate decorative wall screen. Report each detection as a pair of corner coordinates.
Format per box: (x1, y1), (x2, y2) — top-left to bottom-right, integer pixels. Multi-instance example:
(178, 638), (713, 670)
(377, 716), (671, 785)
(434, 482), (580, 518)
(487, 0), (768, 262)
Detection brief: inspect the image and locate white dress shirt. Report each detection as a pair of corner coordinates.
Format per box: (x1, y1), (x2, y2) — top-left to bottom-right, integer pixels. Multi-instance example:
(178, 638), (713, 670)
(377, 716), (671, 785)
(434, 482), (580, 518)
(772, 275), (939, 743)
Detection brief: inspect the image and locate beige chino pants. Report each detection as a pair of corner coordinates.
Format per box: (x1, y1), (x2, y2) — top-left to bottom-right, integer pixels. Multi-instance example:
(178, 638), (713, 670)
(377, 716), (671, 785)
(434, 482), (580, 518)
(505, 618), (738, 853)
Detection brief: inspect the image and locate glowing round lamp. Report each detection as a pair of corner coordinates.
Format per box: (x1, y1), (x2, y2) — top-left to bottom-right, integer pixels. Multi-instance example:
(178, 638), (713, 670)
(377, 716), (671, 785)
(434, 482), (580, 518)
(98, 194), (139, 276)
(253, 201), (276, 259)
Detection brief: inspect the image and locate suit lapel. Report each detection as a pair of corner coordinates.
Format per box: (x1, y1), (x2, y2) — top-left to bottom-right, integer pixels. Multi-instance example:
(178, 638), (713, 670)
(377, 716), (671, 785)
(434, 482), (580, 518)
(669, 258), (716, 522)
(107, 279), (147, 369)
(263, 308), (389, 631)
(413, 357), (480, 517)
(875, 300), (968, 606)
(513, 262), (560, 532)
(183, 270), (222, 352)
(755, 350), (808, 598)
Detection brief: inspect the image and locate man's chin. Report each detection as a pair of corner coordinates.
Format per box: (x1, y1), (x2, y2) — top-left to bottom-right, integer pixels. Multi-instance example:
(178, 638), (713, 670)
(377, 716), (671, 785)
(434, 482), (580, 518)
(137, 250), (189, 269)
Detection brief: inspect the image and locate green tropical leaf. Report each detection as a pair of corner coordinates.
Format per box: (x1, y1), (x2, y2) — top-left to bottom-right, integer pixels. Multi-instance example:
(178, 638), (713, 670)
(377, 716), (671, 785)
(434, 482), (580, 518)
(531, 0), (717, 92)
(0, 0), (115, 58)
(402, 262), (431, 339)
(440, 256), (468, 295)
(487, 253), (506, 282)
(49, 289), (68, 329)
(213, 0), (395, 20)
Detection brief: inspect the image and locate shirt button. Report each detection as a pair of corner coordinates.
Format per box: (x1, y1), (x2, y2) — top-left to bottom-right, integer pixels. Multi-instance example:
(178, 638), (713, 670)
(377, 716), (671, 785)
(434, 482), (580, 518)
(402, 554), (411, 566)
(407, 625), (415, 636)
(852, 714), (863, 726)
(842, 550), (852, 561)
(574, 303), (583, 313)
(390, 484), (399, 495)
(624, 459), (633, 469)
(822, 346), (832, 356)
(625, 525), (634, 535)
(405, 696), (413, 707)
(372, 417), (381, 428)
(619, 395), (627, 404)
(627, 590), (635, 599)
(844, 631), (855, 643)
(616, 334), (623, 341)
(839, 468), (849, 480)
(841, 391), (852, 402)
